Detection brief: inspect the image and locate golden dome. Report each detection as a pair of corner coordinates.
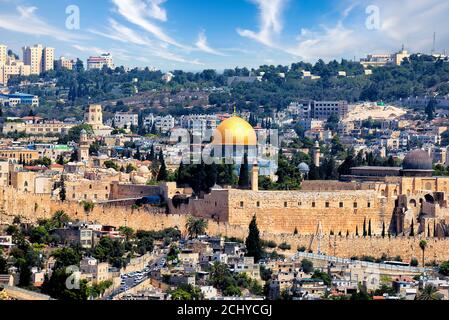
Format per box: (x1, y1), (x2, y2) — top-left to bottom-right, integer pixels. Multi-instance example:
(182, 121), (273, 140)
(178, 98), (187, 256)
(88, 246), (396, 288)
(212, 116), (257, 146)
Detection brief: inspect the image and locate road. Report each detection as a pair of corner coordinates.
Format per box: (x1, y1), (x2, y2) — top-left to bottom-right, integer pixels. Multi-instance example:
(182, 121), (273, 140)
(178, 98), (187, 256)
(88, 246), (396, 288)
(106, 253), (166, 300)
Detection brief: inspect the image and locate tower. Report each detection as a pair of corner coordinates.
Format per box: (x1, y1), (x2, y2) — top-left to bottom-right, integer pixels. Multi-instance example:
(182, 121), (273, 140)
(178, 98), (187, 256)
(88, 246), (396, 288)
(84, 104), (103, 130)
(312, 141), (321, 167)
(250, 163), (259, 192)
(78, 129), (90, 162)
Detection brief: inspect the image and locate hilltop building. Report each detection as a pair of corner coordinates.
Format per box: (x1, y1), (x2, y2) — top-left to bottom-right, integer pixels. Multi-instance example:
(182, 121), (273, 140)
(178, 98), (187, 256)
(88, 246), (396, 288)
(22, 44), (54, 75)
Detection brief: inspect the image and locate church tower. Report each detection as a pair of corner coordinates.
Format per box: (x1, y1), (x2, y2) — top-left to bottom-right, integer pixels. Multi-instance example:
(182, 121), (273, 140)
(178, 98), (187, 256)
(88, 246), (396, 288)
(78, 129), (90, 162)
(84, 104), (103, 130)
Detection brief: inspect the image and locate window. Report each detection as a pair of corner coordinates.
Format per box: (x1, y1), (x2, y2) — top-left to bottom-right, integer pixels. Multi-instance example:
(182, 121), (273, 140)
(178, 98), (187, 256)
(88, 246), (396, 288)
(367, 202), (371, 208)
(240, 201), (244, 208)
(325, 202), (330, 208)
(353, 202), (358, 208)
(256, 201), (260, 208)
(339, 202), (344, 208)
(312, 202), (316, 208)
(284, 202), (288, 208)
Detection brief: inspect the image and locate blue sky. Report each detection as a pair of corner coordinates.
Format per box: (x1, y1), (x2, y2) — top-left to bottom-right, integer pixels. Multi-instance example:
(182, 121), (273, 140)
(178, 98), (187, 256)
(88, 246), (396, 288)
(0, 0), (448, 71)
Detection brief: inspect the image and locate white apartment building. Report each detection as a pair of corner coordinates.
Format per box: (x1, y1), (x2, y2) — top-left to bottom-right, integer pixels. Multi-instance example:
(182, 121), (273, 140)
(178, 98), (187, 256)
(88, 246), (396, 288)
(144, 114), (175, 133)
(22, 44), (55, 75)
(180, 114), (218, 132)
(56, 57), (75, 70)
(360, 49), (410, 68)
(0, 55), (31, 86)
(114, 112), (139, 129)
(87, 53), (114, 70)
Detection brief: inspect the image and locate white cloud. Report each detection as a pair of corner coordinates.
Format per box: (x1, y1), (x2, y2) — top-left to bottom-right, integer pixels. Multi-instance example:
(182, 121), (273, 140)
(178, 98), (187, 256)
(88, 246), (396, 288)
(240, 0), (449, 62)
(148, 0), (168, 21)
(237, 0), (287, 47)
(89, 19), (154, 46)
(195, 30), (225, 56)
(88, 19), (202, 65)
(0, 5), (84, 41)
(111, 0), (184, 48)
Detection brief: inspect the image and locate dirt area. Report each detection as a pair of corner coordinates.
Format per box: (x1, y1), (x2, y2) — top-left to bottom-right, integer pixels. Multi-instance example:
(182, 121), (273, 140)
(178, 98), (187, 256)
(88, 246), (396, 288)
(344, 103), (407, 123)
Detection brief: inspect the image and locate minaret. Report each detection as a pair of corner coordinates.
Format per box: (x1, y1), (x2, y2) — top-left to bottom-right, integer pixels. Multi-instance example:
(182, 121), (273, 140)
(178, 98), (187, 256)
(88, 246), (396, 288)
(250, 162), (259, 192)
(78, 129), (90, 162)
(312, 141), (321, 167)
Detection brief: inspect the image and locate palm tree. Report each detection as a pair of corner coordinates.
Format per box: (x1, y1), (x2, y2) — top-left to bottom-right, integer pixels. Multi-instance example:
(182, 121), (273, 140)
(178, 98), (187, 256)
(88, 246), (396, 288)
(186, 216), (208, 238)
(419, 240), (427, 267)
(415, 284), (443, 300)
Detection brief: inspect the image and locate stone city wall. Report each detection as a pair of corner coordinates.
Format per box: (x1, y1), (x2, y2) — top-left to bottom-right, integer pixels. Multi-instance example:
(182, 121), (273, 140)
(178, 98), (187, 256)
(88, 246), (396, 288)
(4, 187), (449, 263)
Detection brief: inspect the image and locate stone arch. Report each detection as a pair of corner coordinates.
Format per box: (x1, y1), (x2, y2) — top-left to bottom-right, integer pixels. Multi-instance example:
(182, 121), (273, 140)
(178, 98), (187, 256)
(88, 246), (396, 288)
(409, 199), (417, 207)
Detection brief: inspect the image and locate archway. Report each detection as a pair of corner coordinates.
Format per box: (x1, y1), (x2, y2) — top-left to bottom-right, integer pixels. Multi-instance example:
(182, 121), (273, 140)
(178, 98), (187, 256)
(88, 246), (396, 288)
(424, 194), (435, 204)
(409, 199), (417, 207)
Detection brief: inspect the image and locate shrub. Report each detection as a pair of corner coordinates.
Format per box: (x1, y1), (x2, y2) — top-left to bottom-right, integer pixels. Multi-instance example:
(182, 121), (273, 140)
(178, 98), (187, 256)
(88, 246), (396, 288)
(278, 242), (291, 251)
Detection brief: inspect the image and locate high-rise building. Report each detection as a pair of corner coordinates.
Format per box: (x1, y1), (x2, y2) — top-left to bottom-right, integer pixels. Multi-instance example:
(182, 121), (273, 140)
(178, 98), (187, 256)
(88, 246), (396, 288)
(43, 47), (55, 72)
(0, 44), (7, 66)
(22, 44), (54, 75)
(86, 53), (114, 70)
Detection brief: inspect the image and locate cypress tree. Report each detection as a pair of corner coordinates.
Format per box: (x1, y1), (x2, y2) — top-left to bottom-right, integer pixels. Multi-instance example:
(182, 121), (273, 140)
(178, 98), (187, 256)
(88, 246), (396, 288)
(238, 153), (250, 188)
(176, 161), (186, 187)
(245, 215), (263, 263)
(59, 175), (66, 202)
(205, 163), (218, 192)
(156, 150), (168, 181)
(434, 221), (436, 237)
(149, 145), (155, 161)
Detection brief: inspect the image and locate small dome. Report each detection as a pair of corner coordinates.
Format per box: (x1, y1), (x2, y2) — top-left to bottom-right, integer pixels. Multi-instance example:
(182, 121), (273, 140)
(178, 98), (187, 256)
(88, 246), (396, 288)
(402, 149), (432, 170)
(298, 162), (310, 173)
(212, 116), (257, 146)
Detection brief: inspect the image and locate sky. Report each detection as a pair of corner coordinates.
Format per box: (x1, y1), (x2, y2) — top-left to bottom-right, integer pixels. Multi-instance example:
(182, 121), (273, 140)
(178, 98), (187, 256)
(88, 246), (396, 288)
(0, 0), (448, 71)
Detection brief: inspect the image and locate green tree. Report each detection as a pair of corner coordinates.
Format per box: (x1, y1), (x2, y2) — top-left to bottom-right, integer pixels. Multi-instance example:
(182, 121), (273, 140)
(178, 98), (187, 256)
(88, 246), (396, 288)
(419, 240), (427, 267)
(439, 261), (449, 276)
(301, 259), (314, 273)
(245, 215), (263, 263)
(59, 175), (66, 202)
(156, 150), (168, 181)
(238, 153), (250, 188)
(415, 284), (443, 300)
(185, 216), (208, 238)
